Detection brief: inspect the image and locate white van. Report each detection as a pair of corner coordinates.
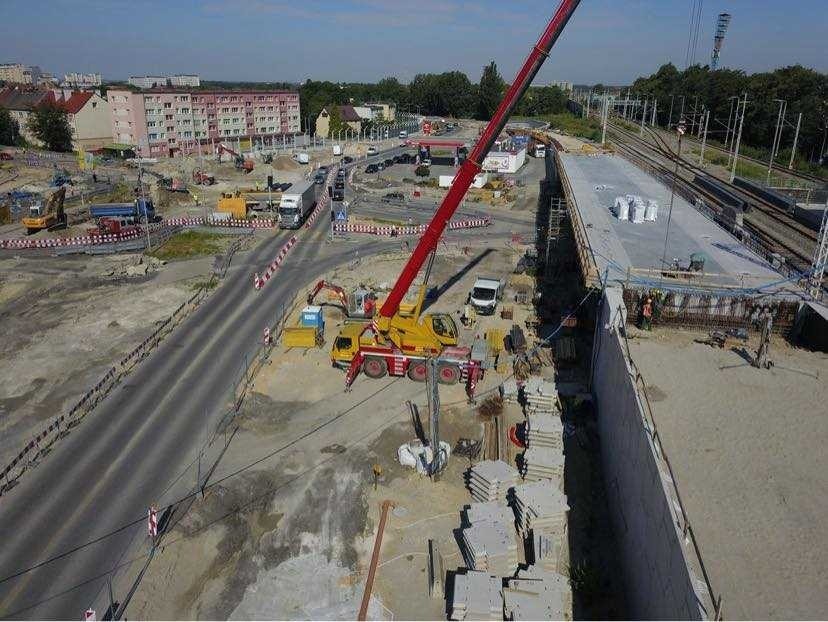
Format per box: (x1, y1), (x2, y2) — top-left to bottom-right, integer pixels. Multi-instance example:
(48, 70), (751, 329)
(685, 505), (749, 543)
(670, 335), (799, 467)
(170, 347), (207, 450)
(469, 277), (504, 315)
(367, 146), (378, 156)
(399, 130), (408, 139)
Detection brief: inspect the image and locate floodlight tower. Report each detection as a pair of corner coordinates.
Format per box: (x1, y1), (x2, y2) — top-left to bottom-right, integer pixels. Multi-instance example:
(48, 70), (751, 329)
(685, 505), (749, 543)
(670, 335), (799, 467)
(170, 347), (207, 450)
(711, 13), (732, 70)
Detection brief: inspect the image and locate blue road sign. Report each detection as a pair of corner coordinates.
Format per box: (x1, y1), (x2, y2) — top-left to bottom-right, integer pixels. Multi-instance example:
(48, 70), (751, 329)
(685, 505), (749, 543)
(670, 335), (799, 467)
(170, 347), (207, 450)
(335, 210), (347, 221)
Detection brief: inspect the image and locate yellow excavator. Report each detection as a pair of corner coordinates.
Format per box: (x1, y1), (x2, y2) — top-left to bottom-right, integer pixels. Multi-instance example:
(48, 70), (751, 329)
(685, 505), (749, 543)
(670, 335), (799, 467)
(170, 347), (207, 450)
(22, 186), (67, 235)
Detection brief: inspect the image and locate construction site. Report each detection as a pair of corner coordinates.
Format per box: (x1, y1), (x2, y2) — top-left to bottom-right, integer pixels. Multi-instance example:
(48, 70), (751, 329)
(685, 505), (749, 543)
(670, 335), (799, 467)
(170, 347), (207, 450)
(1, 1), (828, 621)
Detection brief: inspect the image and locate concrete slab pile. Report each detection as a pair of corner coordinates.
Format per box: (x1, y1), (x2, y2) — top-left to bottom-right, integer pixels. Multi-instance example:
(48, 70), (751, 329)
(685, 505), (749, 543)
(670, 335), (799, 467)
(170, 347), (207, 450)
(511, 479), (569, 569)
(450, 571), (503, 621)
(464, 500), (517, 528)
(500, 377), (520, 404)
(460, 518), (519, 577)
(520, 446), (565, 482)
(465, 459), (520, 503)
(525, 413), (563, 450)
(521, 376), (558, 415)
(503, 566), (572, 621)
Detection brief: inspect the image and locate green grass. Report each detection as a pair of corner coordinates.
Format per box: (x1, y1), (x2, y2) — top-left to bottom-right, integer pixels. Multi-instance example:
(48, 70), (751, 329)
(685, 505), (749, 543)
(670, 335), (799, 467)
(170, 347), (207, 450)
(702, 150), (767, 180)
(543, 112), (603, 142)
(189, 278), (219, 291)
(149, 231), (227, 261)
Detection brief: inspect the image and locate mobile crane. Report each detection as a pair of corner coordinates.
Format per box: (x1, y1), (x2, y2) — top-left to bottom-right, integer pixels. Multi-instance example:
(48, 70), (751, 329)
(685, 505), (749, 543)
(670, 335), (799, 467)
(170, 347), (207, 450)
(331, 0), (581, 394)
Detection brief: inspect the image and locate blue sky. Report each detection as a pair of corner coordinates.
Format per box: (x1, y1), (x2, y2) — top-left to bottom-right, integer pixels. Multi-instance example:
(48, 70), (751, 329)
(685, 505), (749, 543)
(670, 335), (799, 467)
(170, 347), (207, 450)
(1, 0), (825, 84)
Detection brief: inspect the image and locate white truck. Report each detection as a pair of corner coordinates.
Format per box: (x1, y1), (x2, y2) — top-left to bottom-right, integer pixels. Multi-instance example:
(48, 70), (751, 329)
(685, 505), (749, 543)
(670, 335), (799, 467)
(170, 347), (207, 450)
(469, 276), (504, 315)
(293, 152), (310, 164)
(279, 180), (316, 229)
(332, 144), (342, 156)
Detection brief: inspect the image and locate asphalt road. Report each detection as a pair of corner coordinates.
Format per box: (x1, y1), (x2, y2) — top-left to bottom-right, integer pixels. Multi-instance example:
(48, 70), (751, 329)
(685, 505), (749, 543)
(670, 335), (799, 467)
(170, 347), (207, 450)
(0, 211), (399, 619)
(0, 144), (533, 618)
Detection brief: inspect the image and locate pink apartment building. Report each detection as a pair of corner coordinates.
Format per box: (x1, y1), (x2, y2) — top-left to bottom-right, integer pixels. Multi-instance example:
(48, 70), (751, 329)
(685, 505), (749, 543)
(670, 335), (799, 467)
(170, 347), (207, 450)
(107, 89), (301, 157)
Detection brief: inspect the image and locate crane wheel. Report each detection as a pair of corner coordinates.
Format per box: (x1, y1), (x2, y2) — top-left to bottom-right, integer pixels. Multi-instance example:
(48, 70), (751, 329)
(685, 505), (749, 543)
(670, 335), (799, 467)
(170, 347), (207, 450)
(437, 363), (460, 385)
(363, 356), (388, 379)
(407, 361), (428, 382)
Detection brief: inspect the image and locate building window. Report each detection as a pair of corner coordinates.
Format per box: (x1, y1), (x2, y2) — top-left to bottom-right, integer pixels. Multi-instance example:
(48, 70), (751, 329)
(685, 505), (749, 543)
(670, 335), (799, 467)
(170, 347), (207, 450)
(149, 133), (158, 140)
(164, 102), (172, 108)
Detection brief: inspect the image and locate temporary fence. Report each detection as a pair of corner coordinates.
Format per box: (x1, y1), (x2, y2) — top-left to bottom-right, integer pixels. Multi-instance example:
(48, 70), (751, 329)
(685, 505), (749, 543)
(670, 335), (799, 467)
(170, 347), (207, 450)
(0, 232), (251, 496)
(254, 235), (298, 290)
(622, 286), (800, 334)
(0, 230), (143, 249)
(333, 217), (491, 237)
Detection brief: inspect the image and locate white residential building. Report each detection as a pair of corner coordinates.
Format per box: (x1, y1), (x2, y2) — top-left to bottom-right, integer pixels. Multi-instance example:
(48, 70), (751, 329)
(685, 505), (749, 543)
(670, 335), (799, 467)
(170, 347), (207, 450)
(169, 75), (200, 87)
(128, 76), (168, 89)
(63, 72), (102, 88)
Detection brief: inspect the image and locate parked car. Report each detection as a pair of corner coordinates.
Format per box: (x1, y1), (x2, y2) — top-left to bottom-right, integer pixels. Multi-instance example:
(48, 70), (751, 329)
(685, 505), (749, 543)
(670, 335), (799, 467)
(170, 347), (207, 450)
(421, 158), (432, 167)
(367, 146), (379, 156)
(376, 162), (385, 171)
(341, 156), (354, 164)
(365, 164), (378, 173)
(382, 192), (405, 202)
(0, 152), (13, 161)
(384, 158), (393, 167)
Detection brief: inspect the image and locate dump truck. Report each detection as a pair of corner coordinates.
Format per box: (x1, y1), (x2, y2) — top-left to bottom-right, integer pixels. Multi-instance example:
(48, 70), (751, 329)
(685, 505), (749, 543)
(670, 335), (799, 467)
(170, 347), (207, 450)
(278, 180), (316, 229)
(328, 0), (581, 396)
(89, 198), (156, 223)
(21, 186), (67, 234)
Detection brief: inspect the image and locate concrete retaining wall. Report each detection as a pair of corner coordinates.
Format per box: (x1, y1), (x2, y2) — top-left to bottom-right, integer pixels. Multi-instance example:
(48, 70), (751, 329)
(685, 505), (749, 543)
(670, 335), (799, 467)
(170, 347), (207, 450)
(592, 287), (715, 620)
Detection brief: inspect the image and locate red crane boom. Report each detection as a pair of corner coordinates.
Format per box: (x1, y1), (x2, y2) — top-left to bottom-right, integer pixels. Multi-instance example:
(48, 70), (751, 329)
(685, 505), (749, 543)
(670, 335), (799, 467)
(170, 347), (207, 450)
(377, 0), (581, 323)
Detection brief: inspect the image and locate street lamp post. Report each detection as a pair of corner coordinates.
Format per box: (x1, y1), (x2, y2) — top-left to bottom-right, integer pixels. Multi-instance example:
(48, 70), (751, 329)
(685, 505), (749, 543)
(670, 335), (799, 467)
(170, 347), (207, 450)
(730, 93), (748, 183)
(767, 98), (787, 184)
(789, 112), (803, 170)
(659, 118), (687, 284)
(724, 95), (737, 167)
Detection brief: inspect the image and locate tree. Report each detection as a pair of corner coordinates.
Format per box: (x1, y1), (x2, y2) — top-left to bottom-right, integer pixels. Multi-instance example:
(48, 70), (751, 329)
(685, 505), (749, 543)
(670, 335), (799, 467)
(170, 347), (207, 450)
(27, 103), (73, 151)
(0, 107), (21, 146)
(477, 61), (505, 120)
(326, 105), (344, 139)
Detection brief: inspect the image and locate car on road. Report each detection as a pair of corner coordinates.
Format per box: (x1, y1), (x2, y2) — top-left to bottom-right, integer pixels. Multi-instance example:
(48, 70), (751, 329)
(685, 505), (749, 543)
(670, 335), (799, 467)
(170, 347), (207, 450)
(334, 179), (345, 190)
(382, 192), (405, 202)
(367, 146), (378, 156)
(421, 158), (432, 167)
(332, 189), (345, 201)
(337, 169), (346, 178)
(365, 164), (378, 173)
(280, 182), (292, 191)
(313, 173), (325, 184)
(341, 156), (354, 164)
(384, 158), (394, 167)
(376, 162), (385, 171)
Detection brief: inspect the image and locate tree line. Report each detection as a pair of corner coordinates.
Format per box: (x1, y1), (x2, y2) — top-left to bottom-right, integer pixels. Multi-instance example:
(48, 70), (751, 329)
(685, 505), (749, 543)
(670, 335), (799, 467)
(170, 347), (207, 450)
(627, 63), (827, 165)
(299, 62), (569, 135)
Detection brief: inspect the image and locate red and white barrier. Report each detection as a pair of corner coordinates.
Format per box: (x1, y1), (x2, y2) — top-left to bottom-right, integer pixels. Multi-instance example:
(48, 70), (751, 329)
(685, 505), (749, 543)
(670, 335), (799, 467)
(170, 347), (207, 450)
(148, 506), (158, 537)
(333, 217), (491, 237)
(254, 235), (298, 290)
(165, 217), (276, 228)
(0, 230), (142, 250)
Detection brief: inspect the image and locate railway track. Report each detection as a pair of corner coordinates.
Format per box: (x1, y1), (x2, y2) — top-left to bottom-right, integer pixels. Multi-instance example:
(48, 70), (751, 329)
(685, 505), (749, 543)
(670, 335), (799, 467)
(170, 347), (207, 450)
(607, 121), (815, 275)
(652, 126), (827, 186)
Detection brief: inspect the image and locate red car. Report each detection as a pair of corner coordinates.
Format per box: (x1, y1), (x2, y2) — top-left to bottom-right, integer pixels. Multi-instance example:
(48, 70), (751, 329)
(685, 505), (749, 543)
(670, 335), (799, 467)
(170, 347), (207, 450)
(0, 152), (13, 161)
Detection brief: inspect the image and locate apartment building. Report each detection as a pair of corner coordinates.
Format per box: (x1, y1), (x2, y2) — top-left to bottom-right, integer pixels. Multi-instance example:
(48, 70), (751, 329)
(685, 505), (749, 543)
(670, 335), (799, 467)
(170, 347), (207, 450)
(550, 80), (573, 93)
(62, 72), (102, 88)
(127, 76), (168, 89)
(107, 89), (301, 157)
(0, 63), (42, 85)
(169, 75), (200, 87)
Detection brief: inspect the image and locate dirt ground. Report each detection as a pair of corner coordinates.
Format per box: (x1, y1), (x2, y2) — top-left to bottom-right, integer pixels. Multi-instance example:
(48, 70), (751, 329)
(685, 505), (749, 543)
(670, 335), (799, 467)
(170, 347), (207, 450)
(626, 329), (828, 619)
(0, 249), (231, 468)
(126, 244), (545, 620)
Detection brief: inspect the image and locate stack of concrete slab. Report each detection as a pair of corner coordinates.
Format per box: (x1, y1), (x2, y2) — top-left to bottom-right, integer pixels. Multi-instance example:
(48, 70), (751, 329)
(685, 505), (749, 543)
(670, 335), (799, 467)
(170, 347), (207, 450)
(520, 446), (565, 482)
(461, 518), (519, 577)
(521, 376), (558, 415)
(500, 377), (520, 404)
(464, 500), (516, 528)
(511, 480), (569, 536)
(450, 571), (503, 621)
(503, 566), (572, 621)
(526, 413), (563, 451)
(466, 460), (519, 503)
(511, 479), (569, 568)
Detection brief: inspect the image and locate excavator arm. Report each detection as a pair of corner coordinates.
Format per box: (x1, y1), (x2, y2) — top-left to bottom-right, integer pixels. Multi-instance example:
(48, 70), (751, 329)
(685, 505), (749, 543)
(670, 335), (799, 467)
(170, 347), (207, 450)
(307, 280), (349, 310)
(375, 0), (581, 330)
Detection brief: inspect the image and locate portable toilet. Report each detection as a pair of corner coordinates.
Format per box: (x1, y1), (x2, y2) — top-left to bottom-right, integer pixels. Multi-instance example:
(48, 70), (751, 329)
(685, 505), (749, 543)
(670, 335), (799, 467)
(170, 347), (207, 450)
(300, 305), (324, 332)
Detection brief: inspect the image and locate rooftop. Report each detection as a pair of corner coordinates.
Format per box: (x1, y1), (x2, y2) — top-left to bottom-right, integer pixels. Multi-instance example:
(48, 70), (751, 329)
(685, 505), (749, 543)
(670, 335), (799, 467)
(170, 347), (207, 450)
(559, 153), (806, 298)
(626, 329), (828, 619)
